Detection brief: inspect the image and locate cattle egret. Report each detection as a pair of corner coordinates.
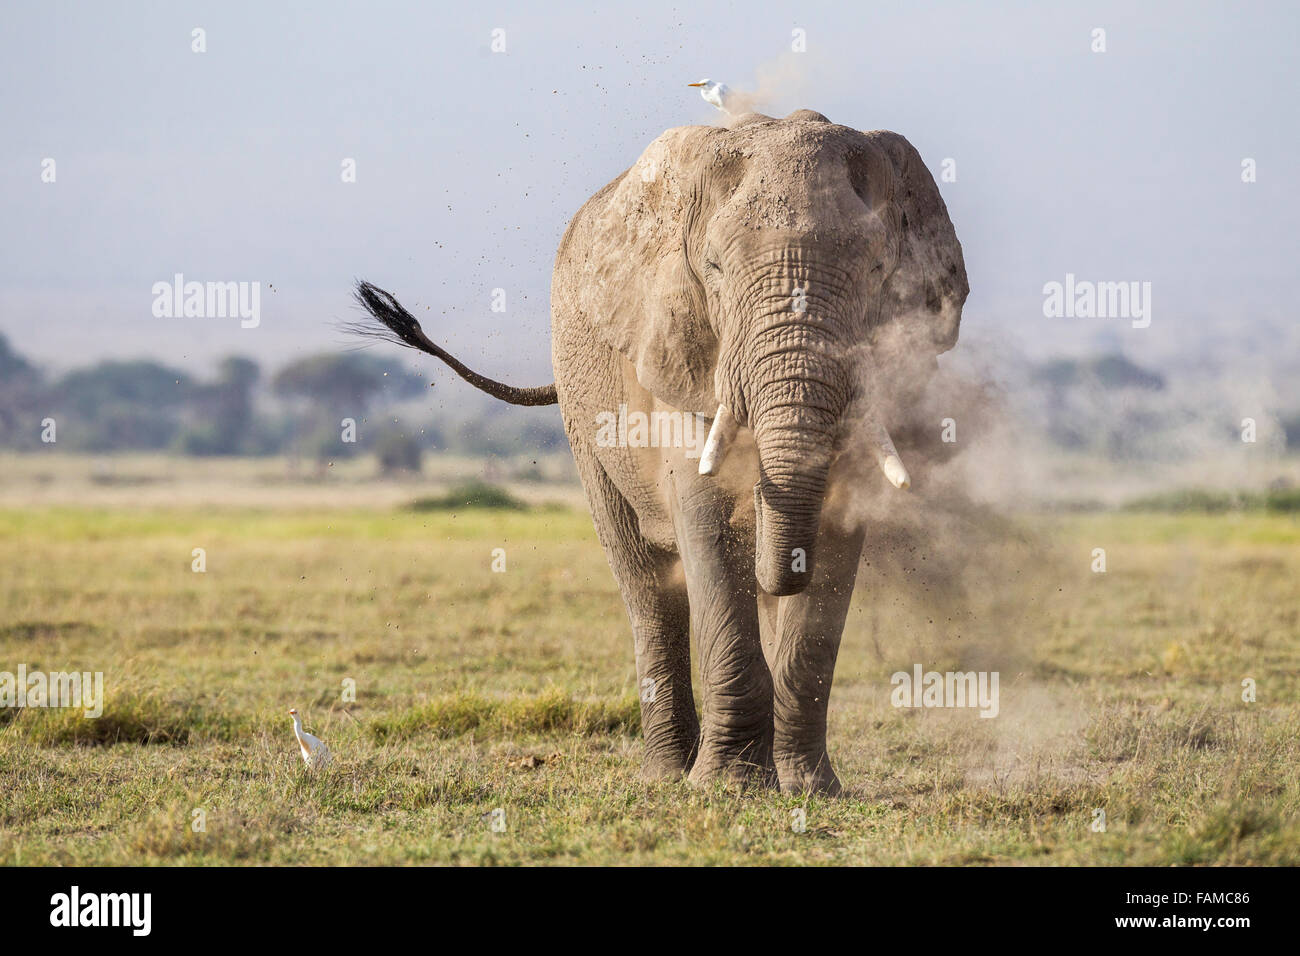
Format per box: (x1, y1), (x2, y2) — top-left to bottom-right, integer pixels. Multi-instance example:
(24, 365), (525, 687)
(288, 708), (331, 769)
(687, 78), (732, 113)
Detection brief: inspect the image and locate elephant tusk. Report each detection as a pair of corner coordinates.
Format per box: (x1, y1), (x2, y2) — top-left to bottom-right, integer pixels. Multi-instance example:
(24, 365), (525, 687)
(698, 405), (739, 476)
(868, 422), (911, 490)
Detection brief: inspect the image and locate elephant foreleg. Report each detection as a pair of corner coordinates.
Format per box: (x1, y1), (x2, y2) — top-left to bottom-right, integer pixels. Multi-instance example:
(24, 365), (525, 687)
(670, 470), (777, 789)
(769, 521), (865, 795)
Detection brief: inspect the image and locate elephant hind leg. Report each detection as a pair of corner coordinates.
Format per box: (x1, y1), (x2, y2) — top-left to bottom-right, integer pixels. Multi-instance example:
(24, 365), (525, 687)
(571, 447), (699, 780)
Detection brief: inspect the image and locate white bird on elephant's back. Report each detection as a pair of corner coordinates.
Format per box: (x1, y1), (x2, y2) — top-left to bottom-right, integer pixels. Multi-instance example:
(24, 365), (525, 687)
(288, 708), (331, 769)
(688, 78), (732, 113)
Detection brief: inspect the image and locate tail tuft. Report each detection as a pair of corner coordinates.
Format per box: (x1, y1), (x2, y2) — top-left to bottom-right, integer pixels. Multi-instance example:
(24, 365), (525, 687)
(347, 280), (437, 353)
(343, 280), (558, 407)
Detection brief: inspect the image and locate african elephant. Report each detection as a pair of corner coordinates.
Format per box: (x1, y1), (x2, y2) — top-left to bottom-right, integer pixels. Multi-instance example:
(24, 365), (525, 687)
(354, 108), (968, 794)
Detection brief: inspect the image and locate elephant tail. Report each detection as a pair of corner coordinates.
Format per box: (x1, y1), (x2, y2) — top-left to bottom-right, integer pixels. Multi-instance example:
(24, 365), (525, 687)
(348, 280), (558, 407)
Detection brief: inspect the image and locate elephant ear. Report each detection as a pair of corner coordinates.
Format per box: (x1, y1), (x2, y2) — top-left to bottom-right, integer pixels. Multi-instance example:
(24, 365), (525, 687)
(863, 131), (969, 354)
(571, 126), (726, 412)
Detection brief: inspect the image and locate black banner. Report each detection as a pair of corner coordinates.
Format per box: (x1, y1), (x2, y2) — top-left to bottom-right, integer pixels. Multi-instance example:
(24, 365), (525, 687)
(0, 865), (1275, 942)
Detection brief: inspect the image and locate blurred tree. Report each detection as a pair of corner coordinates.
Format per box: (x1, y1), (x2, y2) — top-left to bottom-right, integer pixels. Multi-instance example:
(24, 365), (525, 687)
(176, 356), (261, 455)
(374, 424), (424, 475)
(52, 360), (192, 450)
(1280, 413), (1300, 451)
(272, 353), (425, 465)
(57, 360), (192, 415)
(271, 353), (424, 412)
(0, 333), (39, 380)
(0, 333), (46, 448)
(445, 403), (566, 456)
(0, 341), (573, 463)
(1033, 354), (1164, 391)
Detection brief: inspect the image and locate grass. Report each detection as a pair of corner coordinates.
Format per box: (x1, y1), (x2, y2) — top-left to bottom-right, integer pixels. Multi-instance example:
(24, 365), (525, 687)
(1, 484), (1298, 865)
(368, 687), (642, 742)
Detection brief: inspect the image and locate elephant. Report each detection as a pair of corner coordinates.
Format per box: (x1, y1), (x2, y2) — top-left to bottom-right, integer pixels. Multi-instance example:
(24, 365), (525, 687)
(353, 108), (968, 794)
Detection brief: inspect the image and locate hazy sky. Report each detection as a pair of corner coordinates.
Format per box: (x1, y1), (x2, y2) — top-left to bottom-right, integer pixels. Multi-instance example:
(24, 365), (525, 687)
(2, 0), (1296, 383)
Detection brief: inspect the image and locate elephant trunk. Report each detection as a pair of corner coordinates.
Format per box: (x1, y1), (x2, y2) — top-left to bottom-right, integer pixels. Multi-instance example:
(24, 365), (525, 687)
(727, 259), (856, 595)
(751, 405), (838, 597)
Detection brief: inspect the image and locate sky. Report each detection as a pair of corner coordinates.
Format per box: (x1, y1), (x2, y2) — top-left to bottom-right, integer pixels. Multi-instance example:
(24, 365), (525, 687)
(1, 0), (1297, 384)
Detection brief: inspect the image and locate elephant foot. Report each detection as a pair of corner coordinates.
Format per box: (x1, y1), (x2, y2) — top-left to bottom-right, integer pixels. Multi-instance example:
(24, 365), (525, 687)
(639, 724), (699, 782)
(640, 751), (695, 782)
(687, 738), (778, 791)
(687, 760), (779, 792)
(776, 754), (843, 796)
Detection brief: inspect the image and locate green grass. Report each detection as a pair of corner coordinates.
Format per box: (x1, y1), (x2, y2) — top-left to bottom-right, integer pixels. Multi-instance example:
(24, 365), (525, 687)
(2, 687), (256, 747)
(368, 687), (642, 742)
(1, 499), (1298, 865)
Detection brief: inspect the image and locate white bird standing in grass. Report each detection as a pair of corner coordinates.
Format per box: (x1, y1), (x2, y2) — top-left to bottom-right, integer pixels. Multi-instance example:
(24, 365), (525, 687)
(288, 708), (331, 769)
(688, 78), (732, 113)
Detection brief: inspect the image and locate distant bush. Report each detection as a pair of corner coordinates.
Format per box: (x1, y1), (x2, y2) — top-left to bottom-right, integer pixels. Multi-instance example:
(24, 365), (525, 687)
(407, 480), (526, 512)
(374, 427), (423, 475)
(1124, 488), (1300, 513)
(1124, 489), (1238, 513)
(1260, 488), (1300, 513)
(1282, 414), (1300, 450)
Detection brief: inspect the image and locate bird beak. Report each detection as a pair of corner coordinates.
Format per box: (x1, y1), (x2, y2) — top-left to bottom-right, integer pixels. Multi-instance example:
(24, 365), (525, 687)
(687, 83), (705, 87)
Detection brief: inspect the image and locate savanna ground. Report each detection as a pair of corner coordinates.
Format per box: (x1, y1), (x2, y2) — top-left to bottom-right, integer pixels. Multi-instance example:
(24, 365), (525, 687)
(1, 454), (1297, 865)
